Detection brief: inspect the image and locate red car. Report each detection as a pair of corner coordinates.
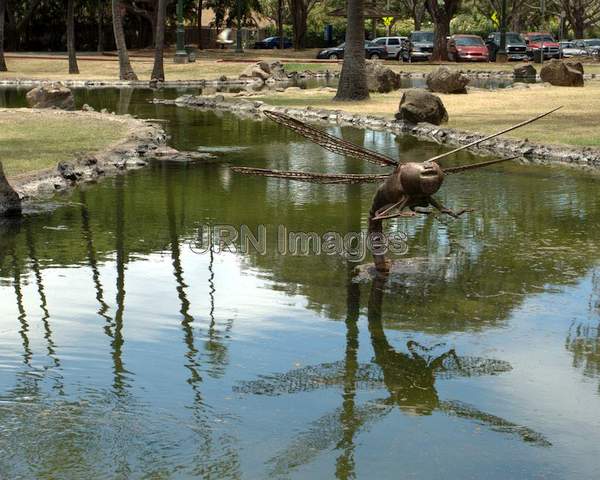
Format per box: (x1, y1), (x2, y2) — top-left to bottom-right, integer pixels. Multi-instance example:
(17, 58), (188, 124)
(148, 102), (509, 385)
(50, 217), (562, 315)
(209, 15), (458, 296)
(447, 35), (489, 62)
(522, 32), (560, 60)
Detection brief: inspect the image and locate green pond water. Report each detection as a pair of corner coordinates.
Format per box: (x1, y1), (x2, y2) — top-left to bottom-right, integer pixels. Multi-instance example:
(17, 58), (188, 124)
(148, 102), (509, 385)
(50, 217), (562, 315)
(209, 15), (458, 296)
(1, 88), (600, 479)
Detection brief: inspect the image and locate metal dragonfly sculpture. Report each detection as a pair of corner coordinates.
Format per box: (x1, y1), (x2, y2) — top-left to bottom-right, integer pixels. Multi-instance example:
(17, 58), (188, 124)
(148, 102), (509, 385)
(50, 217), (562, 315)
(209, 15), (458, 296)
(233, 107), (562, 272)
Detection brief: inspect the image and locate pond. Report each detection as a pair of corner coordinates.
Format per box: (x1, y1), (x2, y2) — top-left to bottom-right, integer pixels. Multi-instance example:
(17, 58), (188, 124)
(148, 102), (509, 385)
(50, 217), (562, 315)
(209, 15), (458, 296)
(1, 88), (600, 479)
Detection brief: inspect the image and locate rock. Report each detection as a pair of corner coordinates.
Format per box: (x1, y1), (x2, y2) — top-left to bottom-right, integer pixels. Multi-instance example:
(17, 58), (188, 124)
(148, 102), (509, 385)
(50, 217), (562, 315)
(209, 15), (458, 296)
(26, 83), (75, 110)
(365, 60), (402, 93)
(268, 61), (288, 81)
(395, 89), (448, 125)
(82, 103), (95, 112)
(0, 161), (21, 217)
(540, 59), (584, 87)
(514, 64), (537, 79)
(239, 60), (287, 82)
(426, 67), (470, 94)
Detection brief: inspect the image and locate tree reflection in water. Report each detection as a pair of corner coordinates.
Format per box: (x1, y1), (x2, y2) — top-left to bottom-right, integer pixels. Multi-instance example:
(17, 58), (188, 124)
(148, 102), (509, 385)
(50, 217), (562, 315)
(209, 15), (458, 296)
(235, 276), (551, 477)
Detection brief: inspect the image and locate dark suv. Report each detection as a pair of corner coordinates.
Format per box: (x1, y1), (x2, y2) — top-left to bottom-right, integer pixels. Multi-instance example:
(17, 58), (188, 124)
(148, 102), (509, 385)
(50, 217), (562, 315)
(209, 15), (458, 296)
(401, 31), (434, 62)
(486, 32), (528, 61)
(316, 41), (387, 60)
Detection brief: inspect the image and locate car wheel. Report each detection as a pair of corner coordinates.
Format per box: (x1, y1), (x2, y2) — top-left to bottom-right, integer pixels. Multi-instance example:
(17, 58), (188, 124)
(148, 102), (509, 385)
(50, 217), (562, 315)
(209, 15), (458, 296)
(370, 53), (380, 59)
(329, 53), (339, 59)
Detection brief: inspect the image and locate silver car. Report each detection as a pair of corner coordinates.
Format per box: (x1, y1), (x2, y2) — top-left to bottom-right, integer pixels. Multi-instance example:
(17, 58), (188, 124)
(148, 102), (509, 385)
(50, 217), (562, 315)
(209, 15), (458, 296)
(573, 38), (600, 55)
(372, 36), (407, 60)
(559, 41), (587, 57)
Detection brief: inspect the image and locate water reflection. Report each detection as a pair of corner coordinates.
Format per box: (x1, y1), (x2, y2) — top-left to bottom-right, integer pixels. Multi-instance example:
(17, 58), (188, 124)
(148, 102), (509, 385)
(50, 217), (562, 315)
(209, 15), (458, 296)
(236, 276), (549, 477)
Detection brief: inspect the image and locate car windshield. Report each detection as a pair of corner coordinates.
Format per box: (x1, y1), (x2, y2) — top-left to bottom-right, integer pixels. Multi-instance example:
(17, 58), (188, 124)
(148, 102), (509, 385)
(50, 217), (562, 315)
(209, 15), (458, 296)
(585, 39), (600, 46)
(412, 32), (434, 42)
(365, 41), (376, 47)
(264, 37), (276, 42)
(529, 35), (555, 42)
(455, 37), (484, 46)
(336, 43), (345, 48)
(561, 42), (574, 48)
(504, 33), (525, 43)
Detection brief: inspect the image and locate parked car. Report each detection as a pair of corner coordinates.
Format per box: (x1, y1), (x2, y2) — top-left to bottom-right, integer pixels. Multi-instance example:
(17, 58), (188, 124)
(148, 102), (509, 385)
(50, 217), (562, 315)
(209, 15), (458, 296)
(560, 41), (587, 57)
(447, 34), (489, 62)
(373, 36), (407, 60)
(401, 31), (434, 62)
(316, 41), (387, 60)
(522, 32), (560, 60)
(254, 37), (292, 49)
(573, 38), (600, 55)
(485, 32), (528, 61)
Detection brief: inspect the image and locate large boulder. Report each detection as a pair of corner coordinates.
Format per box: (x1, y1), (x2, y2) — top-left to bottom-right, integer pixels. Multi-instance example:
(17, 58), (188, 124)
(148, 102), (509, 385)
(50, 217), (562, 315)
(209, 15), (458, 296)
(239, 61), (287, 82)
(395, 89), (448, 125)
(540, 59), (584, 86)
(426, 67), (470, 94)
(365, 61), (402, 93)
(514, 64), (537, 80)
(26, 83), (75, 110)
(0, 161), (21, 217)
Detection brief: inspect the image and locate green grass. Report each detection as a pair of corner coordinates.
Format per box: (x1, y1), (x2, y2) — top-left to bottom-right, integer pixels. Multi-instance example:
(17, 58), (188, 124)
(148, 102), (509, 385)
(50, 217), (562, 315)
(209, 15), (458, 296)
(283, 62), (339, 72)
(0, 110), (128, 177)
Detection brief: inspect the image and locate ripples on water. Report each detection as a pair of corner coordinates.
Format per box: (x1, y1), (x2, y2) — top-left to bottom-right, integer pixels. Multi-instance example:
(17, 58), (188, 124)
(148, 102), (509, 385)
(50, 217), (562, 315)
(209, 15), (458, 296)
(0, 88), (600, 478)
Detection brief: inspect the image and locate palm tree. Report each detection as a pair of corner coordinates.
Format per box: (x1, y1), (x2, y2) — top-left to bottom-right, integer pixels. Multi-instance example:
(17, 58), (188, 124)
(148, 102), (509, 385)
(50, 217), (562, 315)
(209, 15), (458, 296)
(151, 0), (167, 81)
(67, 0), (79, 74)
(334, 0), (369, 101)
(111, 0), (138, 80)
(0, 0), (7, 71)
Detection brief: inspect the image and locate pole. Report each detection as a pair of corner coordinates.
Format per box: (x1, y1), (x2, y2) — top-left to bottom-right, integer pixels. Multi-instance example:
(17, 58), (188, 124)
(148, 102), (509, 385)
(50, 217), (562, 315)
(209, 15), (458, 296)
(497, 0), (508, 62)
(174, 0), (188, 63)
(540, 0), (545, 65)
(235, 0), (243, 53)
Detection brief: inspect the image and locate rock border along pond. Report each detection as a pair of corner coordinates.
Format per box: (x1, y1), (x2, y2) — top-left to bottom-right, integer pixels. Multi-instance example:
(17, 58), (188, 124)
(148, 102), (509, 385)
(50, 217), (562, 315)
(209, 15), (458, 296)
(3, 109), (168, 206)
(154, 94), (600, 170)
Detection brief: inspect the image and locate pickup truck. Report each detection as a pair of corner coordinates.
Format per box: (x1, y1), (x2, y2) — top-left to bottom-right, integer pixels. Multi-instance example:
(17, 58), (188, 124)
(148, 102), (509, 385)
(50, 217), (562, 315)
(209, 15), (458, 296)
(522, 32), (560, 60)
(401, 31), (434, 62)
(485, 32), (528, 61)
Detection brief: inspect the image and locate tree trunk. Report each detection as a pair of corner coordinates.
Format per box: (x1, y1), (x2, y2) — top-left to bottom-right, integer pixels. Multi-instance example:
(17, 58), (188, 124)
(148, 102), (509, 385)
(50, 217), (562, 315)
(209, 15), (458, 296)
(431, 13), (450, 61)
(290, 0), (307, 49)
(67, 0), (79, 74)
(97, 0), (104, 53)
(197, 0), (203, 49)
(151, 0), (167, 81)
(413, 4), (423, 31)
(278, 0), (284, 49)
(334, 0), (369, 102)
(427, 0), (460, 62)
(0, 0), (7, 72)
(111, 1), (138, 80)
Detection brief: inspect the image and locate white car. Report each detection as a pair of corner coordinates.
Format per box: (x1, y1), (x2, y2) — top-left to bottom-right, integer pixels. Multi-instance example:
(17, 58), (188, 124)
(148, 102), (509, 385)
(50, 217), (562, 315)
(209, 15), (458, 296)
(373, 36), (407, 60)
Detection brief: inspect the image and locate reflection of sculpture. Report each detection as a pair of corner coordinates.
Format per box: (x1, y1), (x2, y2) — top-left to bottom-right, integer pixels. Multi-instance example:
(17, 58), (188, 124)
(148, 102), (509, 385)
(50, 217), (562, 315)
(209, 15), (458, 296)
(234, 277), (550, 477)
(233, 108), (561, 272)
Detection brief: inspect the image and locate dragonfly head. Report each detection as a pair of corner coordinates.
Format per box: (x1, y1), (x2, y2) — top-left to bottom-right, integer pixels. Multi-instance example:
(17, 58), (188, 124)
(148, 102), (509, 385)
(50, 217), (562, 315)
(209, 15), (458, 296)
(400, 161), (444, 196)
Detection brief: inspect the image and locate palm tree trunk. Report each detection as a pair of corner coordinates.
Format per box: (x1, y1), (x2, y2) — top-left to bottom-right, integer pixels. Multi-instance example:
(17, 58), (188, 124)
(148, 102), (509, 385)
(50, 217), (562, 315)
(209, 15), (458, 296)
(197, 0), (203, 49)
(151, 0), (167, 81)
(334, 0), (369, 101)
(278, 0), (284, 49)
(67, 0), (79, 74)
(97, 0), (104, 53)
(0, 0), (7, 72)
(111, 0), (138, 80)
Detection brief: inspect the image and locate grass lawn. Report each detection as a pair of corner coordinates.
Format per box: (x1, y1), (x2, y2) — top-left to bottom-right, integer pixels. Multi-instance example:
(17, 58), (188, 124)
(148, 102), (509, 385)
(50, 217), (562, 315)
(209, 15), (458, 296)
(254, 81), (600, 147)
(0, 109), (128, 177)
